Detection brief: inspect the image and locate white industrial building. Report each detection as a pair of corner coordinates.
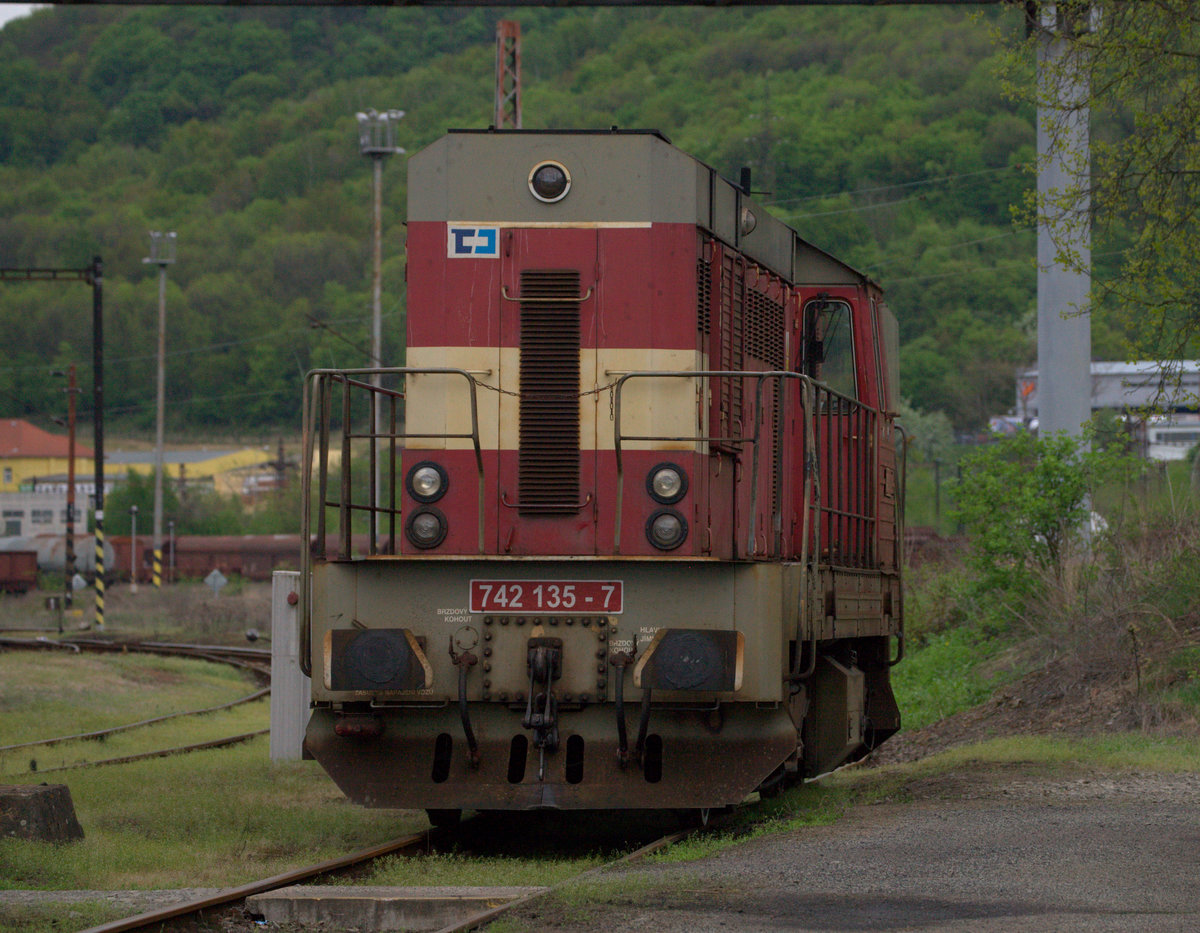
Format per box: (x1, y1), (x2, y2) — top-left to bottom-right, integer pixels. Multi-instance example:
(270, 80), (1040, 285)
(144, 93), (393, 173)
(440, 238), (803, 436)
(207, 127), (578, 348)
(1014, 361), (1200, 460)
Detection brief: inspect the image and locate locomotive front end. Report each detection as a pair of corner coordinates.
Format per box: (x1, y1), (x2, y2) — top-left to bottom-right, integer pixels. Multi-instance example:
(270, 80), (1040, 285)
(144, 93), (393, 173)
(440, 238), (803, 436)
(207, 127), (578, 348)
(300, 130), (903, 814)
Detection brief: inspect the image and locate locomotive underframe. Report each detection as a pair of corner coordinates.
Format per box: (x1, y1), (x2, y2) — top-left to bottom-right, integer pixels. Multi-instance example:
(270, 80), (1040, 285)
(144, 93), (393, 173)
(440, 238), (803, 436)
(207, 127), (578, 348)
(303, 556), (899, 809)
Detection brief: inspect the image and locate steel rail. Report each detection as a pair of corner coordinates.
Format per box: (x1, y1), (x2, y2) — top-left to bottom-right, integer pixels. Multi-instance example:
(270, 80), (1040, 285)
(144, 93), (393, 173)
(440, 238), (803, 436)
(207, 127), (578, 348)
(19, 729), (270, 775)
(0, 687), (270, 754)
(0, 636), (271, 666)
(76, 830), (438, 933)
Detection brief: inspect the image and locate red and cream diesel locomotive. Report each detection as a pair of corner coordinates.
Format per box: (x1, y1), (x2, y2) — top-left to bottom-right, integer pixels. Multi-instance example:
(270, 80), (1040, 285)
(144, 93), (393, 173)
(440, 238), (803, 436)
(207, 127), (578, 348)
(300, 129), (904, 817)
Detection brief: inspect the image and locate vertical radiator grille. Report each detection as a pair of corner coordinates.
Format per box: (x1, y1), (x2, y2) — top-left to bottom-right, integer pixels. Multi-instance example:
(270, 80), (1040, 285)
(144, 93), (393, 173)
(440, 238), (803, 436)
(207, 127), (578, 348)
(518, 269), (581, 514)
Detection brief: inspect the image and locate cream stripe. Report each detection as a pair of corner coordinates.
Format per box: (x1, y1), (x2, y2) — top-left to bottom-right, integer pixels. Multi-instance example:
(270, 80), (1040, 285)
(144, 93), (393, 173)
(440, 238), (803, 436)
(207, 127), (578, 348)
(405, 346), (702, 451)
(449, 221), (652, 230)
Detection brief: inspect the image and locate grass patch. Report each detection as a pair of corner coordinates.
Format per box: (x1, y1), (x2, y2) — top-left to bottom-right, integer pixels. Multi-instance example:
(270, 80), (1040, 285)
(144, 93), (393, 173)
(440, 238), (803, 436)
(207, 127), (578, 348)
(0, 651), (427, 892)
(361, 850), (610, 888)
(0, 740), (427, 890)
(0, 651), (266, 774)
(0, 581), (273, 643)
(835, 732), (1200, 793)
(890, 626), (1017, 730)
(0, 901), (129, 933)
(643, 780), (853, 866)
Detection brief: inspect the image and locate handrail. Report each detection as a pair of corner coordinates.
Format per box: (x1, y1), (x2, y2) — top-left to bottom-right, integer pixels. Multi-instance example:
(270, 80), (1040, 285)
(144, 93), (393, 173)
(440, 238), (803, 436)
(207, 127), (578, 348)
(501, 285), (594, 303)
(301, 366), (488, 567)
(611, 368), (768, 552)
(612, 368), (879, 561)
(889, 421), (908, 668)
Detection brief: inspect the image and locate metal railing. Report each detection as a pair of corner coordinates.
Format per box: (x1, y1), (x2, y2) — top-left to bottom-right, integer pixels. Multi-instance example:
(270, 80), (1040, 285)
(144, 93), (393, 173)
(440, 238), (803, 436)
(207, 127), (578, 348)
(302, 367), (486, 560)
(611, 369), (886, 566)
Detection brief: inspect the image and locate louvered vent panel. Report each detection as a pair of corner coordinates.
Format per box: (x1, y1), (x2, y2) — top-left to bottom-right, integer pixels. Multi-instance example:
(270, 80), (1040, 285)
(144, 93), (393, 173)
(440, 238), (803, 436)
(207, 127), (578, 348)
(746, 286), (786, 369)
(714, 252), (746, 450)
(519, 269), (581, 515)
(697, 240), (713, 336)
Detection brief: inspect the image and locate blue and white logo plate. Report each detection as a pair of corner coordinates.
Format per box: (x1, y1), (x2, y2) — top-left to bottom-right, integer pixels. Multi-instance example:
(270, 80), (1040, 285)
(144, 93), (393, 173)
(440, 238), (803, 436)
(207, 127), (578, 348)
(447, 225), (499, 258)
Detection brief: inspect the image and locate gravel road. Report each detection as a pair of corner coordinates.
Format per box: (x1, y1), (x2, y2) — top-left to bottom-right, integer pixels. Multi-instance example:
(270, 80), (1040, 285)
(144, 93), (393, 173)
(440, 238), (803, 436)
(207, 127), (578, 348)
(502, 766), (1200, 932)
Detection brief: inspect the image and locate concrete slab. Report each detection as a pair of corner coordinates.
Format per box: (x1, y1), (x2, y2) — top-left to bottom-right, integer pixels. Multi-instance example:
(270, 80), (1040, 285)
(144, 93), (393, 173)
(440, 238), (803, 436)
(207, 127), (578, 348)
(246, 885), (547, 932)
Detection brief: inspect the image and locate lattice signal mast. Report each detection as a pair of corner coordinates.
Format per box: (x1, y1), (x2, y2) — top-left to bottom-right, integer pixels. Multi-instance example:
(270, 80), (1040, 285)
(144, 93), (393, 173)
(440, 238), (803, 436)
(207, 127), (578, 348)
(494, 20), (522, 130)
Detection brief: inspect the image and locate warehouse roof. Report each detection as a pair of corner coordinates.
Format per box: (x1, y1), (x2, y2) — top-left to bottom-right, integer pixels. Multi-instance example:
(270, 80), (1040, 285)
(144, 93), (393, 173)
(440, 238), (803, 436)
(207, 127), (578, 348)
(0, 419), (93, 459)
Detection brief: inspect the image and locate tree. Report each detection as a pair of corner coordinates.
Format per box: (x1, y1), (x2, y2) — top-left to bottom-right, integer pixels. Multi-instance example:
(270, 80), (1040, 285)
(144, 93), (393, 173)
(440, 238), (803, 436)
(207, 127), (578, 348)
(1004, 2), (1200, 372)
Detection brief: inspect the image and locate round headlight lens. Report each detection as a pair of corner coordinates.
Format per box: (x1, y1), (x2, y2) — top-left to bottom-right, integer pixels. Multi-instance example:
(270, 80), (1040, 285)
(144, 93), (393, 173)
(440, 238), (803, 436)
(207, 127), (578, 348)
(529, 161), (571, 203)
(406, 508), (447, 549)
(406, 461), (448, 503)
(646, 509), (688, 551)
(646, 462), (688, 504)
(412, 466), (442, 499)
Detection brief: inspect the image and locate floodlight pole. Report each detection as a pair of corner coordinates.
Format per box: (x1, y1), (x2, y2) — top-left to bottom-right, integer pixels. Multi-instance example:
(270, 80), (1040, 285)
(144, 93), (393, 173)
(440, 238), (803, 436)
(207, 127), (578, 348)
(356, 109), (405, 533)
(143, 231), (176, 588)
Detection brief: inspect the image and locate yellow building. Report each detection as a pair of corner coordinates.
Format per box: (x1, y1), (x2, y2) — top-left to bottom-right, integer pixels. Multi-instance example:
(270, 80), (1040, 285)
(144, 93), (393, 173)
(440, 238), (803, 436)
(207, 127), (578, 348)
(0, 419), (91, 493)
(105, 448), (274, 496)
(3, 418), (276, 501)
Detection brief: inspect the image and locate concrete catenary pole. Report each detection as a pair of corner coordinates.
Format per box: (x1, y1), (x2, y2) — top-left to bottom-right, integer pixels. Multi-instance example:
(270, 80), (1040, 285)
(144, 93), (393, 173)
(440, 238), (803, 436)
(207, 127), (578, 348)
(143, 231), (176, 588)
(1036, 4), (1096, 439)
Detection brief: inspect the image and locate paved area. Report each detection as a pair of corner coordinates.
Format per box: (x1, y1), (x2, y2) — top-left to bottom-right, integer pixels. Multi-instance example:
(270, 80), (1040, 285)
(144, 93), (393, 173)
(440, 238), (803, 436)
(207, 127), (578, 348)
(497, 769), (1200, 932)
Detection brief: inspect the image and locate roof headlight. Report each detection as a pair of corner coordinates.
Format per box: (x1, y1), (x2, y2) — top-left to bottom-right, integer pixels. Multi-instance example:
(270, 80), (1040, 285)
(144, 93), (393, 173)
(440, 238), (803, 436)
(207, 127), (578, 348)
(406, 461), (448, 503)
(529, 160), (571, 203)
(647, 463), (688, 504)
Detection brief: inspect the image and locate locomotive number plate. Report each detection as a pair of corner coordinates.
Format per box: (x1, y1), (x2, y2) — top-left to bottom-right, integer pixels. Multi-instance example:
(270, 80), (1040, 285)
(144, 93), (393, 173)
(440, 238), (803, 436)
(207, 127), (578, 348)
(469, 579), (623, 614)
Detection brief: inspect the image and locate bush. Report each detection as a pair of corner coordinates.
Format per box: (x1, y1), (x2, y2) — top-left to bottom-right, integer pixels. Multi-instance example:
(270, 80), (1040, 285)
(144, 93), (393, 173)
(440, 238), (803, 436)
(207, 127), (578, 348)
(950, 431), (1139, 601)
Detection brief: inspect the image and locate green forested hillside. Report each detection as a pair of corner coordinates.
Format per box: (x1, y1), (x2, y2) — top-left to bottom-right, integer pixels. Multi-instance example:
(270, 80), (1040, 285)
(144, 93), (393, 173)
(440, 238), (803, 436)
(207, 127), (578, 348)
(0, 5), (1122, 434)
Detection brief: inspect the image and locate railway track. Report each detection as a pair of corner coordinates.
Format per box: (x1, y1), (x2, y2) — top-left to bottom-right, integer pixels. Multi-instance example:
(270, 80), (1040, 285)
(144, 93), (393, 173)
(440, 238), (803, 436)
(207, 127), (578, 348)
(0, 637), (271, 775)
(0, 635), (271, 671)
(75, 815), (712, 933)
(4, 634), (732, 932)
(77, 829), (440, 933)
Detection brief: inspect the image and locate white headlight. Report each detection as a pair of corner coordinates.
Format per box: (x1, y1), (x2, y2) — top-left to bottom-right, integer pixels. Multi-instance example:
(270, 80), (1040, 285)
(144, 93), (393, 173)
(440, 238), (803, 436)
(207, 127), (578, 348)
(647, 510), (687, 551)
(652, 468), (683, 500)
(406, 461), (448, 503)
(647, 462), (688, 504)
(412, 466), (442, 499)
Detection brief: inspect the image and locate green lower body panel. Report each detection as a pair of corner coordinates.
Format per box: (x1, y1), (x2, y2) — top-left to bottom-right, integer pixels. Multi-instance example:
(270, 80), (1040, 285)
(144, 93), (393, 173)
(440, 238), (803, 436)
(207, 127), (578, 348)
(304, 703), (797, 810)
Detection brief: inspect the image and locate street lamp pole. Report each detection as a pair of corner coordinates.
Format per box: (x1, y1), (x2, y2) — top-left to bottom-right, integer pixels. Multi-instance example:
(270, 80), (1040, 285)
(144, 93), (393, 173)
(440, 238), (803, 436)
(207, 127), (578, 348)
(143, 231), (176, 588)
(355, 109), (404, 534)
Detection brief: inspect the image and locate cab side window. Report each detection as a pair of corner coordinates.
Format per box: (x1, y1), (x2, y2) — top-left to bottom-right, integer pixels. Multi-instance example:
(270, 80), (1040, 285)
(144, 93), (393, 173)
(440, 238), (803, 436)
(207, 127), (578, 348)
(803, 299), (856, 400)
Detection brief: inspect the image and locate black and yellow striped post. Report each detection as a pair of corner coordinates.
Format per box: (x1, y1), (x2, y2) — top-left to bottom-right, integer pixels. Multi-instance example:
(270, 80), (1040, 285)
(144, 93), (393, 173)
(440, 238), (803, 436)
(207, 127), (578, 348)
(94, 525), (105, 629)
(90, 255), (105, 631)
(153, 548), (162, 589)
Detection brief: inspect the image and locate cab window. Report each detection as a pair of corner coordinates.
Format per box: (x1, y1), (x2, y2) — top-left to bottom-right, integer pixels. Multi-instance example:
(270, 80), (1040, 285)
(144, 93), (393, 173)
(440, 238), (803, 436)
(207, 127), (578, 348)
(803, 299), (856, 400)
